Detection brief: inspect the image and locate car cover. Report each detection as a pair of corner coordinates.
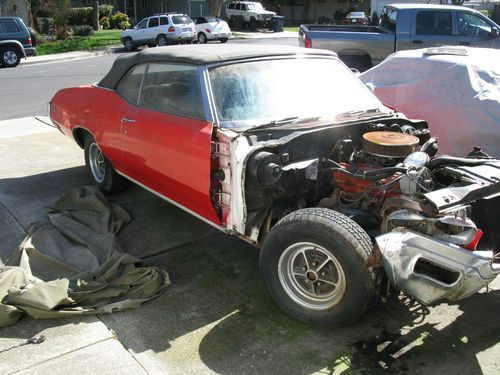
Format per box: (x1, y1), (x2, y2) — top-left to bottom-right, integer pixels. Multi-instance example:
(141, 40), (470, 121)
(359, 47), (500, 157)
(0, 186), (170, 327)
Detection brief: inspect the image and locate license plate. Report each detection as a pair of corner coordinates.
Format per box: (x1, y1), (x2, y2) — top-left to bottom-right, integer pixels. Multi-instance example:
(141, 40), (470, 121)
(182, 27), (191, 32)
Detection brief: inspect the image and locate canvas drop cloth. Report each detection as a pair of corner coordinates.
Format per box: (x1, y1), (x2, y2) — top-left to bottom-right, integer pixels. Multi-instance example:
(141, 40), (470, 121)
(0, 186), (170, 328)
(359, 47), (500, 157)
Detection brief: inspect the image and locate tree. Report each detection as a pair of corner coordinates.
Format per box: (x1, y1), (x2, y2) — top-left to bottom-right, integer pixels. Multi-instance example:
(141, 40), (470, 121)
(207, 0), (225, 16)
(92, 0), (99, 30)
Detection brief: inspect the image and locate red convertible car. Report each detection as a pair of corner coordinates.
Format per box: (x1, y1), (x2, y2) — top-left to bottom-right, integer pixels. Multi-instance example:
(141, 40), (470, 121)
(50, 45), (500, 326)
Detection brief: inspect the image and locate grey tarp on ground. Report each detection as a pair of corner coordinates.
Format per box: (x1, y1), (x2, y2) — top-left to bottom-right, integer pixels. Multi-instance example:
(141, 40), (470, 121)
(0, 186), (170, 328)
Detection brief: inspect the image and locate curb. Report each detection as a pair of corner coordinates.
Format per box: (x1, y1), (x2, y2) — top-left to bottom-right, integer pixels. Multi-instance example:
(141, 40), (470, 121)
(23, 31), (298, 65)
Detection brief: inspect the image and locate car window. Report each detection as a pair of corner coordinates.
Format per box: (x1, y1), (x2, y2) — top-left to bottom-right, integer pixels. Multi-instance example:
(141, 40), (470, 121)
(172, 15), (191, 25)
(228, 3), (235, 9)
(0, 19), (21, 33)
(136, 19), (148, 29)
(148, 17), (159, 28)
(379, 7), (397, 32)
(416, 11), (452, 35)
(457, 12), (492, 37)
(206, 17), (219, 23)
(139, 63), (204, 119)
(241, 4), (247, 11)
(235, 4), (241, 10)
(116, 64), (147, 105)
(160, 16), (168, 25)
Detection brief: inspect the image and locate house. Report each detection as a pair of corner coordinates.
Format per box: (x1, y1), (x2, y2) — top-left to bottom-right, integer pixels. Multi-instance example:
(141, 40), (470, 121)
(0, 0), (30, 25)
(69, 0), (209, 23)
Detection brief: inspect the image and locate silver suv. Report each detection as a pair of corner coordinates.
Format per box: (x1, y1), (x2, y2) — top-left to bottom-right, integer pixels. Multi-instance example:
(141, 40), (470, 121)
(121, 13), (196, 51)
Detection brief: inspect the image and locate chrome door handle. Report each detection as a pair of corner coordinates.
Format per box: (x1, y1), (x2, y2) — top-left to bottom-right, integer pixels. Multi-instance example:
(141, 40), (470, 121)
(121, 117), (136, 124)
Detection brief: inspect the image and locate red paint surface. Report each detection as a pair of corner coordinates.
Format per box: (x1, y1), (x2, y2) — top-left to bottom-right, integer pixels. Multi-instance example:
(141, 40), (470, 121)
(51, 86), (221, 226)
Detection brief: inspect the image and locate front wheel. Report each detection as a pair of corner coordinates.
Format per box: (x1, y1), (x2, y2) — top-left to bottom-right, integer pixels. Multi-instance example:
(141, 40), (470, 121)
(220, 38), (228, 43)
(197, 32), (208, 44)
(260, 208), (378, 326)
(123, 37), (135, 51)
(84, 135), (126, 194)
(1, 47), (21, 67)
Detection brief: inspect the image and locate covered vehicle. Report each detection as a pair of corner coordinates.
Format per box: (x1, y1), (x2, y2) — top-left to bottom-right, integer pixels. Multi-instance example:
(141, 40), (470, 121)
(49, 45), (500, 326)
(359, 46), (500, 157)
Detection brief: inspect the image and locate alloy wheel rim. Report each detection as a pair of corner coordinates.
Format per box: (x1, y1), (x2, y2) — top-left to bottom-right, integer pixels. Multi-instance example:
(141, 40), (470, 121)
(89, 143), (105, 183)
(4, 51), (17, 65)
(278, 242), (346, 310)
(125, 39), (133, 49)
(158, 36), (167, 46)
(199, 34), (207, 43)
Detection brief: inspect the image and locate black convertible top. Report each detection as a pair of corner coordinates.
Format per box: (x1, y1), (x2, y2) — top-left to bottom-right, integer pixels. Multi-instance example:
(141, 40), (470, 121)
(98, 44), (337, 89)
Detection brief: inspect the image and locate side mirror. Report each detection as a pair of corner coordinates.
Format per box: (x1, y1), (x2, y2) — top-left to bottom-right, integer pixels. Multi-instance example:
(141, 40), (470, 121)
(490, 27), (499, 37)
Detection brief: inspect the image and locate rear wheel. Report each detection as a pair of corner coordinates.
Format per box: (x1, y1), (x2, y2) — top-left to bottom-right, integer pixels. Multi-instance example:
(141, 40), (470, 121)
(1, 47), (21, 68)
(84, 135), (126, 194)
(260, 208), (378, 326)
(197, 32), (208, 44)
(157, 34), (168, 46)
(123, 37), (135, 51)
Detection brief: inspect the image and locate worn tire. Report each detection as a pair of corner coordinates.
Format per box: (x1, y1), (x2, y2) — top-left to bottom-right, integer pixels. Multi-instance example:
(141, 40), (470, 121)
(260, 208), (377, 326)
(84, 135), (126, 194)
(123, 37), (135, 51)
(1, 47), (21, 68)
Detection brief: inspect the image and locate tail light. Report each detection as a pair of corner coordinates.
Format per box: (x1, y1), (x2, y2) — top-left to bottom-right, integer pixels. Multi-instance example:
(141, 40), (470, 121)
(168, 26), (175, 32)
(27, 36), (32, 46)
(205, 28), (211, 33)
(305, 36), (312, 48)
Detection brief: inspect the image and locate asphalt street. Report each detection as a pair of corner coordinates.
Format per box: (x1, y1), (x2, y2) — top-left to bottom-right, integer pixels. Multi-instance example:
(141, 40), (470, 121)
(0, 37), (298, 121)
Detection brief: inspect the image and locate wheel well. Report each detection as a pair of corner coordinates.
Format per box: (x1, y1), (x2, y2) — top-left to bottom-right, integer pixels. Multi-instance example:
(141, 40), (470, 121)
(0, 43), (22, 53)
(73, 127), (91, 149)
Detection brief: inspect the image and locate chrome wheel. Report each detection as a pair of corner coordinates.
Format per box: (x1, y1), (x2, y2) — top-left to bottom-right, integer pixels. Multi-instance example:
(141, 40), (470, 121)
(124, 38), (134, 51)
(88, 143), (105, 183)
(278, 242), (346, 310)
(198, 33), (207, 44)
(157, 35), (168, 46)
(3, 50), (18, 66)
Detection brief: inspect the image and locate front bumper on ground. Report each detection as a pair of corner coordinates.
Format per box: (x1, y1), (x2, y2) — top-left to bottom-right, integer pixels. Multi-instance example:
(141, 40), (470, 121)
(376, 229), (500, 305)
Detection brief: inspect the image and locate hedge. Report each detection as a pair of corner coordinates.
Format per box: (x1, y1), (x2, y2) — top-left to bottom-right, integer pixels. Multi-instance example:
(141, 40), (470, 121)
(68, 5), (114, 26)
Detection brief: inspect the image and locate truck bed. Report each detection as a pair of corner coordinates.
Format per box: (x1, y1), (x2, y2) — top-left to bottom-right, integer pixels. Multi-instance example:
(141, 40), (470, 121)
(301, 25), (387, 33)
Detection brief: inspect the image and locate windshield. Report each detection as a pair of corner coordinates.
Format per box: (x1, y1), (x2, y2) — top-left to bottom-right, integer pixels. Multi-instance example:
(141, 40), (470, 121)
(172, 15), (191, 24)
(209, 58), (389, 130)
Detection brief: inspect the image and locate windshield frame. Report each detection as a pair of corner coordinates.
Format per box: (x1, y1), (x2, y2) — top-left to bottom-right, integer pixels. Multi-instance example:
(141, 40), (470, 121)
(204, 56), (390, 131)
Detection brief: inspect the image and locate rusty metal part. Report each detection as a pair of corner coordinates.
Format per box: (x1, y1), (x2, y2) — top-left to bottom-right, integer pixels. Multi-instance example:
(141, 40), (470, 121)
(381, 197), (436, 218)
(363, 131), (419, 158)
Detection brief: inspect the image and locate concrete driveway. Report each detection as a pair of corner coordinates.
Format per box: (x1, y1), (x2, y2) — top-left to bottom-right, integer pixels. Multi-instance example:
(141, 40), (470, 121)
(0, 117), (499, 374)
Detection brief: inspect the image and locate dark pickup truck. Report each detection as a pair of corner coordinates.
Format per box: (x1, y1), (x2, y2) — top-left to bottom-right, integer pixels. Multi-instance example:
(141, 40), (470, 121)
(299, 4), (500, 71)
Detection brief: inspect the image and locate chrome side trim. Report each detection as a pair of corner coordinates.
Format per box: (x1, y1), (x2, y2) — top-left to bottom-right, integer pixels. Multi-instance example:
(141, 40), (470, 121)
(115, 170), (227, 233)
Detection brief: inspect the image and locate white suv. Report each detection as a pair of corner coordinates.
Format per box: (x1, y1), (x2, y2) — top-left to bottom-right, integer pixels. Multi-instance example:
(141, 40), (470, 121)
(225, 1), (276, 31)
(121, 13), (196, 50)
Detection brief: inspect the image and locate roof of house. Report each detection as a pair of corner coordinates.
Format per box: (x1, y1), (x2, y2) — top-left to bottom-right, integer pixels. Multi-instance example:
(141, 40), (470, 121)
(98, 44), (336, 89)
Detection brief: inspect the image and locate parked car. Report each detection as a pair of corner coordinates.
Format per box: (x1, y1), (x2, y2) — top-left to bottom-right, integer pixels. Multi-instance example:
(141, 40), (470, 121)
(121, 13), (196, 51)
(340, 11), (368, 25)
(225, 1), (276, 31)
(0, 16), (36, 67)
(48, 45), (500, 327)
(299, 4), (500, 71)
(193, 16), (231, 43)
(360, 46), (500, 157)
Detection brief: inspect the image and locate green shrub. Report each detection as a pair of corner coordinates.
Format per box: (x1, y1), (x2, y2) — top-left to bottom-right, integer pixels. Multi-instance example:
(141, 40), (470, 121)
(100, 16), (110, 30)
(68, 7), (92, 25)
(110, 12), (130, 29)
(72, 24), (95, 36)
(68, 5), (114, 26)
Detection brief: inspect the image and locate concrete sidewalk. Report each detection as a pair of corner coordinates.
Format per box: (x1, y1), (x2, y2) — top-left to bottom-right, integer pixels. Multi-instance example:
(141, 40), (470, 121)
(0, 117), (499, 374)
(23, 30), (298, 66)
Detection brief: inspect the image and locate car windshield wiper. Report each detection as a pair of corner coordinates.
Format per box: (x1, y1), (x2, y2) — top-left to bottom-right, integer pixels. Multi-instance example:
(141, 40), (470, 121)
(248, 116), (321, 131)
(334, 108), (386, 121)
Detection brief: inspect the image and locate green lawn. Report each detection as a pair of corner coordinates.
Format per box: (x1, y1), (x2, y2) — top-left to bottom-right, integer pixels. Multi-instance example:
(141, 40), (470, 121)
(284, 26), (299, 32)
(36, 30), (122, 56)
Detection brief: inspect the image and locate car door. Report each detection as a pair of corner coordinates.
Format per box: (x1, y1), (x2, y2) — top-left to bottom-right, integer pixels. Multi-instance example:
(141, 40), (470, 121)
(133, 18), (149, 43)
(119, 62), (220, 224)
(456, 11), (497, 48)
(146, 16), (159, 44)
(410, 10), (457, 49)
